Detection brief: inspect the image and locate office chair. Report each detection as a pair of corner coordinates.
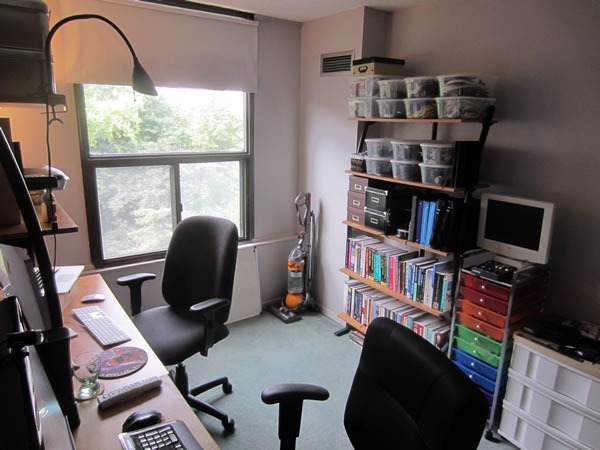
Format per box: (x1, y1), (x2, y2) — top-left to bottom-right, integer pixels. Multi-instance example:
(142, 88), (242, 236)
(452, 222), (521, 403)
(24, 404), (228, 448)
(262, 317), (488, 450)
(117, 216), (239, 432)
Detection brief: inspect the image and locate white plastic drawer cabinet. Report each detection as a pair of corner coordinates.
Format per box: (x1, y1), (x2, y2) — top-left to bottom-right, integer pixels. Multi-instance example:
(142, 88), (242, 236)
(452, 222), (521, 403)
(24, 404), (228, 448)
(499, 333), (600, 449)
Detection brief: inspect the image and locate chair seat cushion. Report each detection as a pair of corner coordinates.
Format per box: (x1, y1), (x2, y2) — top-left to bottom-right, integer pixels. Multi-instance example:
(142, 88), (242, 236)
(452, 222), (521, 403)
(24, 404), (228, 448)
(132, 306), (229, 366)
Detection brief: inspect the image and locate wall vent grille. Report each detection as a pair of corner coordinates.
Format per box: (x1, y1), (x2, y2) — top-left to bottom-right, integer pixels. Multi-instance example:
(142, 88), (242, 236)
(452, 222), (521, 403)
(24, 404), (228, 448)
(320, 51), (353, 76)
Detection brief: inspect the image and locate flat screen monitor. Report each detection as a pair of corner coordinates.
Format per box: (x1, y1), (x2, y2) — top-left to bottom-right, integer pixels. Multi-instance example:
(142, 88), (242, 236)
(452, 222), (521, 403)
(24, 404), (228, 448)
(477, 193), (555, 265)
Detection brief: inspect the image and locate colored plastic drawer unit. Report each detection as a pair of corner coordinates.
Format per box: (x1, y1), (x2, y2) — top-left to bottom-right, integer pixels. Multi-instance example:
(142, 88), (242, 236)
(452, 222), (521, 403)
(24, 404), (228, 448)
(454, 360), (505, 393)
(455, 335), (502, 367)
(460, 286), (509, 315)
(453, 347), (500, 381)
(462, 272), (511, 301)
(458, 298), (541, 329)
(455, 323), (504, 355)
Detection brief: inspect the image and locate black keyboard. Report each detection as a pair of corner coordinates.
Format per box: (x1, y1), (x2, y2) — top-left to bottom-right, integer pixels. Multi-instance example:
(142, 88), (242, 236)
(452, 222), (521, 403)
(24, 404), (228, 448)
(118, 420), (203, 450)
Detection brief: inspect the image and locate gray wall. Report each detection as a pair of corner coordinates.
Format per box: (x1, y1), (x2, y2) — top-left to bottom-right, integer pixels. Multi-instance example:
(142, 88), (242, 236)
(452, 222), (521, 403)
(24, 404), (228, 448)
(301, 0), (600, 325)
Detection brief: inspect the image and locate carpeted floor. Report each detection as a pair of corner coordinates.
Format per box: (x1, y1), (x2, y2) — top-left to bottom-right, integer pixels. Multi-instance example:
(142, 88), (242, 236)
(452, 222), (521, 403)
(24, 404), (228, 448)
(184, 311), (516, 450)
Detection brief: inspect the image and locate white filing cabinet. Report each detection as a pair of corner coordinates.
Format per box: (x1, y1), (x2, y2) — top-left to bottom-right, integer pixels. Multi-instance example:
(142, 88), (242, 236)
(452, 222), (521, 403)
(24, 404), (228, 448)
(498, 332), (600, 450)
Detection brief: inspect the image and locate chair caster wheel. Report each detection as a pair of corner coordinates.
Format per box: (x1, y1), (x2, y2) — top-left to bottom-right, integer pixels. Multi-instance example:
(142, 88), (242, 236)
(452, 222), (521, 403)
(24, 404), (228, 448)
(223, 382), (233, 394)
(223, 417), (235, 432)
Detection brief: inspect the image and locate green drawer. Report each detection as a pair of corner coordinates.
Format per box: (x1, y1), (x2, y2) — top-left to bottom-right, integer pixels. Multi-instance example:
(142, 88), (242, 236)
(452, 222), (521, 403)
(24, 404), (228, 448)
(455, 323), (504, 355)
(455, 336), (501, 367)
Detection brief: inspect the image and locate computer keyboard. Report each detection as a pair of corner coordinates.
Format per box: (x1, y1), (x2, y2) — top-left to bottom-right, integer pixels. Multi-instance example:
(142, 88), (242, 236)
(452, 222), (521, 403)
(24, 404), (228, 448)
(72, 305), (131, 347)
(118, 420), (204, 450)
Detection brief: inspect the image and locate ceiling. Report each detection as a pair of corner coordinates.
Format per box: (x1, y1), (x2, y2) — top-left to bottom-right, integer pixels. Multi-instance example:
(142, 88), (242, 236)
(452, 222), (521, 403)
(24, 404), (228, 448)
(191, 0), (424, 22)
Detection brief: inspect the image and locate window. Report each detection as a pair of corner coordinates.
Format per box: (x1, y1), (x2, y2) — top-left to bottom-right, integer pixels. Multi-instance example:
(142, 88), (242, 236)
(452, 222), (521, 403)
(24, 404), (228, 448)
(76, 84), (252, 267)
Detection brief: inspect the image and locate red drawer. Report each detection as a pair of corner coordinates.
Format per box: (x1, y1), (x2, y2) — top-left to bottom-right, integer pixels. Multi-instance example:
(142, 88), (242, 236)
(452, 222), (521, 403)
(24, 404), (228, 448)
(457, 311), (522, 342)
(460, 285), (509, 315)
(461, 272), (510, 301)
(347, 190), (366, 210)
(458, 298), (542, 328)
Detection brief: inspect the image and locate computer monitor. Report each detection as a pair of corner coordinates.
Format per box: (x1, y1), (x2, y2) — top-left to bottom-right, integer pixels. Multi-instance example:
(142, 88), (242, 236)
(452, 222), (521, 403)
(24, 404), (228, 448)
(477, 193), (555, 265)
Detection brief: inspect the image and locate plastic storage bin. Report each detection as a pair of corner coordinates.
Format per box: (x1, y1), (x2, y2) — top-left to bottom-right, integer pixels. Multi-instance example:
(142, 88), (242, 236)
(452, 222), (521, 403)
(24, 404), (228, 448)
(354, 97), (379, 118)
(364, 138), (392, 157)
(365, 156), (392, 176)
(376, 99), (406, 118)
(404, 76), (439, 98)
(437, 73), (497, 97)
(349, 76), (386, 97)
(350, 153), (366, 172)
(404, 98), (437, 119)
(419, 163), (453, 186)
(436, 96), (496, 120)
(420, 142), (455, 165)
(391, 160), (420, 181)
(378, 78), (406, 99)
(391, 140), (421, 161)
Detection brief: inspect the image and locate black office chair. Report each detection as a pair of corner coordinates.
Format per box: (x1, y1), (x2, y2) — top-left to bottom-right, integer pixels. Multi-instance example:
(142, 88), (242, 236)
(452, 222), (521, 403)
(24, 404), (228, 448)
(262, 317), (488, 449)
(117, 216), (238, 432)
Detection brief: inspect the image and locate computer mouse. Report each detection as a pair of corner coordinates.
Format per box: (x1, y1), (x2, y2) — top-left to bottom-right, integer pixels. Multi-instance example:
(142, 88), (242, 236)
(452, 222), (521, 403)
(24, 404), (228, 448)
(81, 293), (106, 303)
(122, 409), (163, 432)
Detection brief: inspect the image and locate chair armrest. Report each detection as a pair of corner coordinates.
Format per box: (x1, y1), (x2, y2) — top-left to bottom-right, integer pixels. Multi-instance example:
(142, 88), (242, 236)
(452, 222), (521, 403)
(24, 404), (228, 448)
(116, 273), (156, 316)
(261, 383), (330, 405)
(262, 383), (329, 447)
(189, 298), (230, 356)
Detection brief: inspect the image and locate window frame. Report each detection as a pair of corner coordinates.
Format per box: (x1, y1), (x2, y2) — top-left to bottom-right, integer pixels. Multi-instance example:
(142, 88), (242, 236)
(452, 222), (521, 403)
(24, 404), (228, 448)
(74, 84), (254, 268)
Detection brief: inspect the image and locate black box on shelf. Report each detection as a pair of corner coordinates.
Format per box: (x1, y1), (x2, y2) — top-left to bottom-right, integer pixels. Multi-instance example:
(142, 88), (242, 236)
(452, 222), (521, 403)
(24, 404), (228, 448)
(352, 56), (405, 76)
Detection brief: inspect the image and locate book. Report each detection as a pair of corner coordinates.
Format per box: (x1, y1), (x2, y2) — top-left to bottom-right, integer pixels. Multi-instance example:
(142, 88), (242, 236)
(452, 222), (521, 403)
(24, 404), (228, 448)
(415, 199), (425, 244)
(423, 200), (437, 247)
(407, 194), (419, 241)
(419, 200), (431, 245)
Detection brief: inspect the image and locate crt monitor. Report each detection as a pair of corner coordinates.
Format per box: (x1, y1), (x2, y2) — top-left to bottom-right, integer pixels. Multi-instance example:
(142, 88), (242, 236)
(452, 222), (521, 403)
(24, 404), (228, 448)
(476, 193), (555, 265)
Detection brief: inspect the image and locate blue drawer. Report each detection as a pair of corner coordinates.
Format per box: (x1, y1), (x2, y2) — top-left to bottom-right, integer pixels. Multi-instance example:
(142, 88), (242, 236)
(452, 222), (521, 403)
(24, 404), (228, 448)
(454, 361), (505, 393)
(453, 347), (499, 381)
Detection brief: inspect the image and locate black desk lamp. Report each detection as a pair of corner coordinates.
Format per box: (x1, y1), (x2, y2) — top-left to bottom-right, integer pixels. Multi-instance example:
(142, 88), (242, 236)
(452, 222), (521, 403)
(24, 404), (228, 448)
(44, 13), (158, 102)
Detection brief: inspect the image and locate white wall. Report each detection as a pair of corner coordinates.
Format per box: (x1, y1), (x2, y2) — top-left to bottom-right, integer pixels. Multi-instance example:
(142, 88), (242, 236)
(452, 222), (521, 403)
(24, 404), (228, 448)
(299, 0), (600, 324)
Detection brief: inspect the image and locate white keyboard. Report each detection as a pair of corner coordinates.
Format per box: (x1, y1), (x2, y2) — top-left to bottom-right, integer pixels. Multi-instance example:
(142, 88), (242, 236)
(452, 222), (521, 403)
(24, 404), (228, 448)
(72, 305), (131, 347)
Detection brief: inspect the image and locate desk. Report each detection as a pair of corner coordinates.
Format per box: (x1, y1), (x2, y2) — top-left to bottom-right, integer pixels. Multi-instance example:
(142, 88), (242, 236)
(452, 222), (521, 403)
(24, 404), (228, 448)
(62, 274), (219, 450)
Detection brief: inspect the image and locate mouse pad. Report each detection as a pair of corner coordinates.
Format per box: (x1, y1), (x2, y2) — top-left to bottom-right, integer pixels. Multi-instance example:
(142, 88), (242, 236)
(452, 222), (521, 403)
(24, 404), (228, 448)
(99, 346), (148, 379)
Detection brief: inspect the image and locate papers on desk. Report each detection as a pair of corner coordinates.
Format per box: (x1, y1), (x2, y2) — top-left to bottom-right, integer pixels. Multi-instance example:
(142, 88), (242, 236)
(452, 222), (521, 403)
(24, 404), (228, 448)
(54, 265), (84, 294)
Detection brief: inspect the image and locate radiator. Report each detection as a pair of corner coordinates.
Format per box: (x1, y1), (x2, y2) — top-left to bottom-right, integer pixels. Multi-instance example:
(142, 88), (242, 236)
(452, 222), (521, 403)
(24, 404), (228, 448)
(228, 244), (262, 323)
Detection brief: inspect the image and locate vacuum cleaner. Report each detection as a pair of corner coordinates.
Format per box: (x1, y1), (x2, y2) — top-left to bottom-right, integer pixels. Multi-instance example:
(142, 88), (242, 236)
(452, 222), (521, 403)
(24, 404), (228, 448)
(269, 192), (318, 323)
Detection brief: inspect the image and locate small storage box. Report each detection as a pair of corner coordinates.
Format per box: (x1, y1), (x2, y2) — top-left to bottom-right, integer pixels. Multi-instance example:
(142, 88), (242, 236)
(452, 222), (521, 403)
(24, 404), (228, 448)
(391, 160), (420, 181)
(391, 140), (422, 161)
(353, 97), (379, 118)
(436, 96), (496, 120)
(350, 153), (366, 172)
(349, 76), (386, 97)
(437, 73), (497, 97)
(352, 56), (405, 76)
(404, 76), (439, 98)
(419, 163), (453, 186)
(347, 190), (366, 210)
(420, 142), (455, 165)
(364, 138), (393, 158)
(348, 175), (368, 193)
(365, 156), (392, 176)
(378, 78), (406, 98)
(347, 206), (365, 226)
(404, 98), (438, 119)
(376, 99), (406, 118)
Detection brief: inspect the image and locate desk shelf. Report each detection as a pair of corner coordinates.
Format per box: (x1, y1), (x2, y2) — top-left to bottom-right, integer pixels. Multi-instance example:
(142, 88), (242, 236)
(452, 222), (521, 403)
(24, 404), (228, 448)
(0, 203), (78, 242)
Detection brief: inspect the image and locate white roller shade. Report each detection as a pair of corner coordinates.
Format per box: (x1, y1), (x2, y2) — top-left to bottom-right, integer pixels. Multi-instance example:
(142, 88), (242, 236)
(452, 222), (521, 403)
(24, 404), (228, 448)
(50, 0), (258, 92)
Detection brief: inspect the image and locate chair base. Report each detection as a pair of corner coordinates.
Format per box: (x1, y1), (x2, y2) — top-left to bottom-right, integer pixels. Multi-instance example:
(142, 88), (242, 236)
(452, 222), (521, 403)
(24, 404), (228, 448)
(171, 363), (235, 432)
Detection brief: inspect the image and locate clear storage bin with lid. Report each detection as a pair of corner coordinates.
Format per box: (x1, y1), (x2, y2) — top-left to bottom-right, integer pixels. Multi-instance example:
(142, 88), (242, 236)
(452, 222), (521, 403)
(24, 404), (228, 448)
(404, 98), (437, 119)
(391, 160), (421, 181)
(365, 156), (393, 176)
(378, 78), (406, 99)
(349, 76), (387, 97)
(391, 140), (422, 161)
(420, 142), (455, 165)
(404, 76), (439, 98)
(419, 163), (454, 186)
(376, 99), (406, 118)
(350, 153), (366, 172)
(436, 97), (496, 120)
(364, 138), (393, 157)
(437, 73), (497, 97)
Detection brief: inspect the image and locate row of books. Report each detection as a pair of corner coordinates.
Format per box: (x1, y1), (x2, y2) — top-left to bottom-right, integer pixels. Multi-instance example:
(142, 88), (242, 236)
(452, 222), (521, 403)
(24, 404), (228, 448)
(345, 235), (455, 311)
(343, 279), (451, 351)
(408, 195), (463, 251)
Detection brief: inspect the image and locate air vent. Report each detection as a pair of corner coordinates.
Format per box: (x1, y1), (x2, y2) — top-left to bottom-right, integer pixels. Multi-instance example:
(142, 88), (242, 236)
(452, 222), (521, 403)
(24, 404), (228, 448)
(320, 51), (353, 77)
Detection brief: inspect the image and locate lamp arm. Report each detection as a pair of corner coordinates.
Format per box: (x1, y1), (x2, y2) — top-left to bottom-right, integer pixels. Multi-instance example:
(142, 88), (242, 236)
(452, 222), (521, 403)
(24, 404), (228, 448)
(44, 14), (142, 93)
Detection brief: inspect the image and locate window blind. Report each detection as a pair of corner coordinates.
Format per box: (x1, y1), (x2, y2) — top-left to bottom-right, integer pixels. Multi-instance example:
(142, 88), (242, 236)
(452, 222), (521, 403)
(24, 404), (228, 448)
(50, 0), (258, 92)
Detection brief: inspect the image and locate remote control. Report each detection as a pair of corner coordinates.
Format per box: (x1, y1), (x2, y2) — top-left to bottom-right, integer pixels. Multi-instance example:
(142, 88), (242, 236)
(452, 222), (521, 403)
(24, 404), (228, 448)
(97, 376), (163, 410)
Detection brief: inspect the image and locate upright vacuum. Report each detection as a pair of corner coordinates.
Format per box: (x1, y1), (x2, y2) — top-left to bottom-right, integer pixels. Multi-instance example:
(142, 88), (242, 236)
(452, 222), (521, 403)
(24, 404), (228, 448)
(269, 193), (318, 323)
